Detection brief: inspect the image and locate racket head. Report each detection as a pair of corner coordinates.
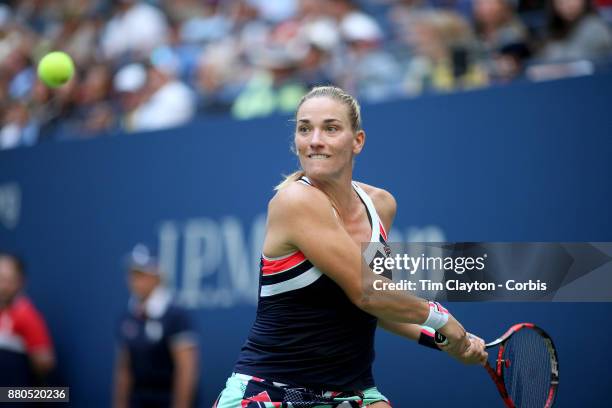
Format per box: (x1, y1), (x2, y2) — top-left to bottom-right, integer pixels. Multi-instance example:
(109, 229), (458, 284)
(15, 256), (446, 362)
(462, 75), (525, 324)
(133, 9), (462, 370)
(486, 323), (559, 408)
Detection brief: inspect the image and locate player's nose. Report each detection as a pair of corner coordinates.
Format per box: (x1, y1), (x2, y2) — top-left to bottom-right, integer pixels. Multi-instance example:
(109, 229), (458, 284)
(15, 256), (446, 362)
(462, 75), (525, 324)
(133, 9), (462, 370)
(310, 128), (324, 148)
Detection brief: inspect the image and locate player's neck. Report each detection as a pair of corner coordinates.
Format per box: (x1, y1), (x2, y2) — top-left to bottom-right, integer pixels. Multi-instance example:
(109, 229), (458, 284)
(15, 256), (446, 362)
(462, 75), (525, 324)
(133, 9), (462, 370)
(308, 173), (358, 219)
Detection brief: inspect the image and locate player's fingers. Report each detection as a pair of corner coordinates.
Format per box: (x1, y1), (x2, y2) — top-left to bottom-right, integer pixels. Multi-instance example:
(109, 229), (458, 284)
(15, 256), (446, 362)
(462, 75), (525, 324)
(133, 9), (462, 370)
(445, 332), (472, 356)
(473, 342), (486, 362)
(472, 346), (488, 366)
(472, 335), (484, 346)
(457, 346), (480, 365)
(444, 341), (466, 357)
(471, 337), (485, 352)
(469, 338), (488, 365)
(480, 351), (488, 366)
(468, 332), (485, 347)
(459, 338), (486, 365)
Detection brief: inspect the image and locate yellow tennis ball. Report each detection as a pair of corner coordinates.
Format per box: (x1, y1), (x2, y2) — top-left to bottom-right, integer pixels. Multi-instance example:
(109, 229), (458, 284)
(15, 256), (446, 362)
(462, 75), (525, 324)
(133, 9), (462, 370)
(37, 51), (75, 88)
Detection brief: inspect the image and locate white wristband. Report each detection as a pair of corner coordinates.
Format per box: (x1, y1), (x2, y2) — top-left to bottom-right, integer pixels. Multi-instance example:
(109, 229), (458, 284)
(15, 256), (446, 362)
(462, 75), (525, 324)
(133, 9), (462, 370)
(422, 301), (449, 330)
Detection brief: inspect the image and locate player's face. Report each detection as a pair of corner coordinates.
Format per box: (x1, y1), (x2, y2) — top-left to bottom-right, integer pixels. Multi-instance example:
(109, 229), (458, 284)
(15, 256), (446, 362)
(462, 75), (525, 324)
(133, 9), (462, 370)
(0, 258), (22, 305)
(295, 97), (364, 180)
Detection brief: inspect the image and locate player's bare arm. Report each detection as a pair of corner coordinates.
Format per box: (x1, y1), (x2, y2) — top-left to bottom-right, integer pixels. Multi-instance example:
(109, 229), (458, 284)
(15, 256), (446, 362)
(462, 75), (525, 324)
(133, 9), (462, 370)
(265, 181), (471, 351)
(359, 183), (486, 361)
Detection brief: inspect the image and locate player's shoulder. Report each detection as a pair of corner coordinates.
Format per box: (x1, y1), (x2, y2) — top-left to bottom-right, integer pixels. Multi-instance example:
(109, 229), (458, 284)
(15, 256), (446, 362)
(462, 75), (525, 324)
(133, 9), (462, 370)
(269, 180), (330, 217)
(354, 181), (397, 216)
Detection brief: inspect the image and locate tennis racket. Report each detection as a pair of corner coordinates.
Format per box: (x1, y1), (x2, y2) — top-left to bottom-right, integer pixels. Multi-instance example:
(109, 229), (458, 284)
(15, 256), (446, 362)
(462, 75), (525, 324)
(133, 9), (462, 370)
(435, 323), (559, 408)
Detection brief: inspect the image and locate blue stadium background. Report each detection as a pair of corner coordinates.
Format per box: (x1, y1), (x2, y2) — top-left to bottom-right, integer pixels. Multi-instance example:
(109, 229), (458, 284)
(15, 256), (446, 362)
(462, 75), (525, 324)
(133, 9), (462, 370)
(1, 73), (612, 407)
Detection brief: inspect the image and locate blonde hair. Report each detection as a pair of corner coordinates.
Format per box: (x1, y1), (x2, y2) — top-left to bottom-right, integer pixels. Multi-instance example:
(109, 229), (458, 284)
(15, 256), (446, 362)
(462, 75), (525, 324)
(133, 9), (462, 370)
(275, 86), (362, 190)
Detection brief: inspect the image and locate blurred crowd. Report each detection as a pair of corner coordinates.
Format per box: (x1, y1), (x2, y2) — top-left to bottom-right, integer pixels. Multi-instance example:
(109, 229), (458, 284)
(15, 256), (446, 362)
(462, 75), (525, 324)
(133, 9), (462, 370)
(1, 0), (612, 149)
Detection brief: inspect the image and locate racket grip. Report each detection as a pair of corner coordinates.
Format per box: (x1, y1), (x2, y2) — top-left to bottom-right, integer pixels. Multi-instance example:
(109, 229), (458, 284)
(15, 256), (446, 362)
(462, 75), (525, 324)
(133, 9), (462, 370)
(434, 332), (448, 346)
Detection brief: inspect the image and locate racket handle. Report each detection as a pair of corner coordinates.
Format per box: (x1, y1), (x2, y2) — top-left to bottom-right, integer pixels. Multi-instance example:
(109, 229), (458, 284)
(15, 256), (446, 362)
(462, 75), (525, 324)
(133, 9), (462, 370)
(434, 332), (448, 346)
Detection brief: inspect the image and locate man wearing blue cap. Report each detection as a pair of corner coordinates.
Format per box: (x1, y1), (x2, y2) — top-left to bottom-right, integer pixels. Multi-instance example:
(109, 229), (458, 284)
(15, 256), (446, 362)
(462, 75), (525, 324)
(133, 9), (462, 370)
(113, 244), (199, 408)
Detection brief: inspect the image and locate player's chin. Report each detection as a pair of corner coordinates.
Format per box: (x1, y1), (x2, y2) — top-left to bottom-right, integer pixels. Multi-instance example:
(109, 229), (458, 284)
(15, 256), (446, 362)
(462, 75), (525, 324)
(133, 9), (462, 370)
(303, 163), (338, 179)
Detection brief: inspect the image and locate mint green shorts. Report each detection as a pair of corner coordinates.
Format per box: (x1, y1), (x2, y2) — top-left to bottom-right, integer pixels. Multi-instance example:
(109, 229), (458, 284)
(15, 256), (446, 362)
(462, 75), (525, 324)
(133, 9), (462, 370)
(214, 373), (390, 407)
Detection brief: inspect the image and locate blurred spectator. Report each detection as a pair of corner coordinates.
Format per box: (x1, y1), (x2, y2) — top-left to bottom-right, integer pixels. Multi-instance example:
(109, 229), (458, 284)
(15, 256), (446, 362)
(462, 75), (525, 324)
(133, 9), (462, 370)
(295, 0), (342, 85)
(249, 0), (299, 23)
(297, 42), (334, 88)
(194, 41), (246, 115)
(538, 0), (612, 62)
(0, 253), (55, 386)
(472, 0), (531, 81)
(113, 62), (147, 130)
(41, 73), (80, 140)
(490, 41), (533, 82)
(163, 0), (216, 26)
(338, 11), (403, 101)
(231, 50), (307, 120)
(45, 1), (103, 68)
(473, 0), (529, 53)
(231, 22), (308, 119)
(114, 244), (199, 408)
(65, 63), (117, 137)
(129, 60), (196, 132)
(174, 2), (231, 45)
(101, 0), (169, 61)
(0, 101), (38, 149)
(2, 30), (37, 101)
(327, 0), (384, 33)
(515, 0), (548, 38)
(228, 0), (270, 52)
(388, 0), (432, 37)
(299, 11), (341, 53)
(401, 10), (489, 95)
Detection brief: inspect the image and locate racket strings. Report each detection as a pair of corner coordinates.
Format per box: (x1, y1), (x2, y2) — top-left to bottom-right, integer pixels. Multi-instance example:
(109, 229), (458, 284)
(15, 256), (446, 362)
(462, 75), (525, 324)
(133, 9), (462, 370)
(503, 329), (552, 407)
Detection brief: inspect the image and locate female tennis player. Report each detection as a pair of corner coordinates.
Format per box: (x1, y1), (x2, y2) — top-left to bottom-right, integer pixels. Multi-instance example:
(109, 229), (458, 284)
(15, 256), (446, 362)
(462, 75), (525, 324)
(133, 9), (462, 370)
(214, 86), (486, 407)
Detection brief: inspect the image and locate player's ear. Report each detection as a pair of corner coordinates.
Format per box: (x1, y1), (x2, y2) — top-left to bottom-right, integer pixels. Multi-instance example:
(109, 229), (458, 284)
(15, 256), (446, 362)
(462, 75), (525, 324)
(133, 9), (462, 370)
(353, 130), (365, 155)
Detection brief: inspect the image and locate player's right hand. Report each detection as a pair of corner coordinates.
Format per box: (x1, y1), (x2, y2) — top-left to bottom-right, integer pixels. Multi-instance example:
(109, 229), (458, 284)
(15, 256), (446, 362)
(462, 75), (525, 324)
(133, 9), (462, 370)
(453, 334), (488, 366)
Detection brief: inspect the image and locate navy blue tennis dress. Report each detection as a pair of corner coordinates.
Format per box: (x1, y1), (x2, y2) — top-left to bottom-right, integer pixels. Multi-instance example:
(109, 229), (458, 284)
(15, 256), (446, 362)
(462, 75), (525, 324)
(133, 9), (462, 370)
(234, 177), (391, 392)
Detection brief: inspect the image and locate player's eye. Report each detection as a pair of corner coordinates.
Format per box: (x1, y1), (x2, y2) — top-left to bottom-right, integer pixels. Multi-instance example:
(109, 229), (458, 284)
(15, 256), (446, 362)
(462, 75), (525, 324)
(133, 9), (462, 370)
(327, 126), (338, 133)
(298, 126), (309, 133)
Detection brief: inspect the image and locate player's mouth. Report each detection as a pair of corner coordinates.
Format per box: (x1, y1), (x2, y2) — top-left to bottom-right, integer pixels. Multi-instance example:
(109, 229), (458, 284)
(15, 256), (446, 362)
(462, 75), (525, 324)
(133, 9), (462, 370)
(308, 154), (330, 159)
